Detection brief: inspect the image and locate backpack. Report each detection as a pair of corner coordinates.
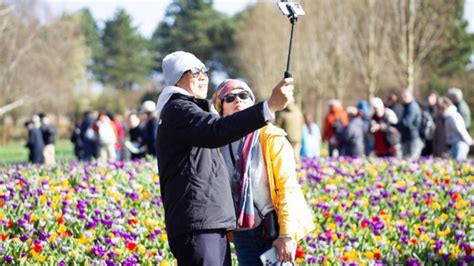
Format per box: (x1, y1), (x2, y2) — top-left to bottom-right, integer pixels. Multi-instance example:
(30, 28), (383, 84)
(419, 110), (435, 140)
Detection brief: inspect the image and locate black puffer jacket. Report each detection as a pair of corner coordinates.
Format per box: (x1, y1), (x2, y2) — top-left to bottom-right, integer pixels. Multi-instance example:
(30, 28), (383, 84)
(156, 93), (267, 238)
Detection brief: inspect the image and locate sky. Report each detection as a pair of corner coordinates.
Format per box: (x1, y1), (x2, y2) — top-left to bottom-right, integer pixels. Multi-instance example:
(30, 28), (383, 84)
(47, 0), (474, 37)
(48, 0), (257, 38)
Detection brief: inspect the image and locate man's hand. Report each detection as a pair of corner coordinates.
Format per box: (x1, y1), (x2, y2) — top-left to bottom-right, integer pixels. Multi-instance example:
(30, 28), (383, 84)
(268, 78), (294, 113)
(273, 236), (295, 262)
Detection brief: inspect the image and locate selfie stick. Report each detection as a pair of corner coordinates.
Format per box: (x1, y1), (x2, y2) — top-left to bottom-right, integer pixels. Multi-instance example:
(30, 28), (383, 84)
(284, 4), (299, 79)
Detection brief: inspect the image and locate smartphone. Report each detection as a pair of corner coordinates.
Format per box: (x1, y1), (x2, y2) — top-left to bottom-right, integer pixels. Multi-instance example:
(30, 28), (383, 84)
(278, 1), (305, 17)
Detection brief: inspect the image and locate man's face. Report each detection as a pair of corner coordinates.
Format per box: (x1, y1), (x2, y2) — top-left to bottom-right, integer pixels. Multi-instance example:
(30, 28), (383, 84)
(428, 94), (437, 106)
(176, 67), (209, 99)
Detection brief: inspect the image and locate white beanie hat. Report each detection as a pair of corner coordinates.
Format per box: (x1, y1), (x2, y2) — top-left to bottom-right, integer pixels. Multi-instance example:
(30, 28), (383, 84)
(162, 51), (206, 86)
(141, 100), (156, 113)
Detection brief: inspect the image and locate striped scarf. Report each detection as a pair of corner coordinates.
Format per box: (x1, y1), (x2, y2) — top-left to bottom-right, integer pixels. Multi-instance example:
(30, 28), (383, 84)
(234, 130), (263, 229)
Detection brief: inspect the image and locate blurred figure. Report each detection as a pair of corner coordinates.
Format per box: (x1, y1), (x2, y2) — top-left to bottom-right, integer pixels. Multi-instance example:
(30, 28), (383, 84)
(397, 89), (423, 159)
(107, 112), (125, 160)
(141, 101), (159, 157)
(80, 111), (98, 161)
(300, 112), (321, 158)
(125, 112), (145, 160)
(357, 100), (373, 156)
(275, 101), (304, 160)
(340, 106), (365, 157)
(322, 99), (348, 157)
(447, 87), (471, 130)
(38, 113), (56, 164)
(437, 97), (473, 160)
(25, 116), (44, 164)
(370, 97), (401, 157)
(385, 93), (404, 120)
(95, 112), (117, 161)
(421, 92), (438, 156)
(70, 120), (84, 160)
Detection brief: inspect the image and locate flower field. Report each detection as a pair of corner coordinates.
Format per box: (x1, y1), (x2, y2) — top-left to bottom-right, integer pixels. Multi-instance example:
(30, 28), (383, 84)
(0, 158), (472, 265)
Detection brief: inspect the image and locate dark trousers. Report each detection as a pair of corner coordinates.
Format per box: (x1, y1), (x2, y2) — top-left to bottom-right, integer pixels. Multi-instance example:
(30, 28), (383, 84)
(168, 229), (231, 266)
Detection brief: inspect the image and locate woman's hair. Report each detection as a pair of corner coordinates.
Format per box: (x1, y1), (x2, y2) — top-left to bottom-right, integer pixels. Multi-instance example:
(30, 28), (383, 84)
(437, 96), (452, 111)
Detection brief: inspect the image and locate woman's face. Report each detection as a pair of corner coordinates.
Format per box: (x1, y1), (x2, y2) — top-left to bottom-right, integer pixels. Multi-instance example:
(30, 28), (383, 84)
(222, 89), (254, 116)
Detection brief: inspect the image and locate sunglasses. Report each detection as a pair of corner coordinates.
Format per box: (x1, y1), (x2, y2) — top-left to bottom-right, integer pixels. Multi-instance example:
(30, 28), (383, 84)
(187, 67), (209, 78)
(223, 91), (251, 103)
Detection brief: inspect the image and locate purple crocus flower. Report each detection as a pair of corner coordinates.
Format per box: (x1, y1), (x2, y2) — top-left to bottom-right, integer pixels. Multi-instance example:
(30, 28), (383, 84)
(406, 258), (420, 266)
(19, 235), (29, 242)
(3, 255), (13, 264)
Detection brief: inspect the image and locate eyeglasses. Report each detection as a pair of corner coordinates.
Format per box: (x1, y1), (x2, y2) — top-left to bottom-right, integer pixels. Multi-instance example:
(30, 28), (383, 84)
(223, 91), (251, 103)
(187, 67), (209, 78)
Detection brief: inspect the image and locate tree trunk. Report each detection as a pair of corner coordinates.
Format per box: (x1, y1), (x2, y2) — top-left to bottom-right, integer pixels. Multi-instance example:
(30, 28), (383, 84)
(407, 0), (416, 93)
(0, 98), (26, 117)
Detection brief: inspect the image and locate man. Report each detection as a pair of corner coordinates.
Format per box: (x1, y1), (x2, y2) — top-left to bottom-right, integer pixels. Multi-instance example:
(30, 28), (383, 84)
(397, 89), (424, 159)
(447, 87), (471, 130)
(140, 101), (159, 157)
(39, 113), (56, 164)
(275, 101), (303, 160)
(25, 116), (44, 164)
(155, 51), (293, 265)
(340, 106), (365, 157)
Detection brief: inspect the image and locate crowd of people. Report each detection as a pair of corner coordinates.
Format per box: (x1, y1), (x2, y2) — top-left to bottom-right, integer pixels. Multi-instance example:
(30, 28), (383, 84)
(24, 87), (472, 165)
(70, 102), (159, 162)
(24, 113), (56, 164)
(317, 88), (472, 161)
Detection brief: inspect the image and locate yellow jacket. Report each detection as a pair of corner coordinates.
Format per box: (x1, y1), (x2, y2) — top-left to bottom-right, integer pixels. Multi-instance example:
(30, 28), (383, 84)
(260, 124), (315, 241)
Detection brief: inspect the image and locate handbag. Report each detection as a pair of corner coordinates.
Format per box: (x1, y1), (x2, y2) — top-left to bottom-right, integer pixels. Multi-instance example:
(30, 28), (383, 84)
(262, 210), (279, 241)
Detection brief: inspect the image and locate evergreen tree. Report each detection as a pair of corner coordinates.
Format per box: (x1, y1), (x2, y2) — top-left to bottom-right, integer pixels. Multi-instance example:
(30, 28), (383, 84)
(151, 0), (237, 76)
(98, 8), (154, 90)
(426, 0), (474, 76)
(78, 8), (101, 80)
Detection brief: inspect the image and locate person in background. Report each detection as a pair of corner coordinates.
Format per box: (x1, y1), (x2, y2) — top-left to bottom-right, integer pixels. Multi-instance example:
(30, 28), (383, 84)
(370, 97), (401, 158)
(155, 51), (293, 265)
(322, 99), (348, 157)
(213, 79), (314, 265)
(141, 101), (159, 157)
(300, 112), (321, 158)
(340, 106), (365, 157)
(25, 116), (44, 164)
(126, 112), (145, 160)
(357, 100), (373, 156)
(70, 120), (84, 160)
(437, 97), (473, 160)
(107, 112), (125, 161)
(275, 101), (304, 160)
(95, 112), (117, 161)
(397, 89), (423, 159)
(421, 92), (438, 156)
(38, 113), (56, 164)
(80, 111), (98, 161)
(385, 93), (404, 120)
(447, 87), (471, 130)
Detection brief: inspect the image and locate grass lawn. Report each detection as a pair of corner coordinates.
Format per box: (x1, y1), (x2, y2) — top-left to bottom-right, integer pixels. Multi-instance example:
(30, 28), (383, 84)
(0, 139), (74, 165)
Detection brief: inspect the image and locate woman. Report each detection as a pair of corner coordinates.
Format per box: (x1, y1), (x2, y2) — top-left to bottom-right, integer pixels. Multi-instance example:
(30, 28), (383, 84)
(213, 79), (314, 265)
(437, 97), (473, 160)
(370, 97), (401, 158)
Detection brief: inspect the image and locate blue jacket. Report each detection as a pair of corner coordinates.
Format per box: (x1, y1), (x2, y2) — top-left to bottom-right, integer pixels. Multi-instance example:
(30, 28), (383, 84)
(397, 101), (422, 142)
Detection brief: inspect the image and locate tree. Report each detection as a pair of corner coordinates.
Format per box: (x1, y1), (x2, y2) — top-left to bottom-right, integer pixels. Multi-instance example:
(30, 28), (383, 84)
(78, 8), (102, 80)
(425, 0), (474, 77)
(0, 1), (87, 117)
(385, 0), (461, 93)
(151, 0), (237, 75)
(97, 8), (154, 90)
